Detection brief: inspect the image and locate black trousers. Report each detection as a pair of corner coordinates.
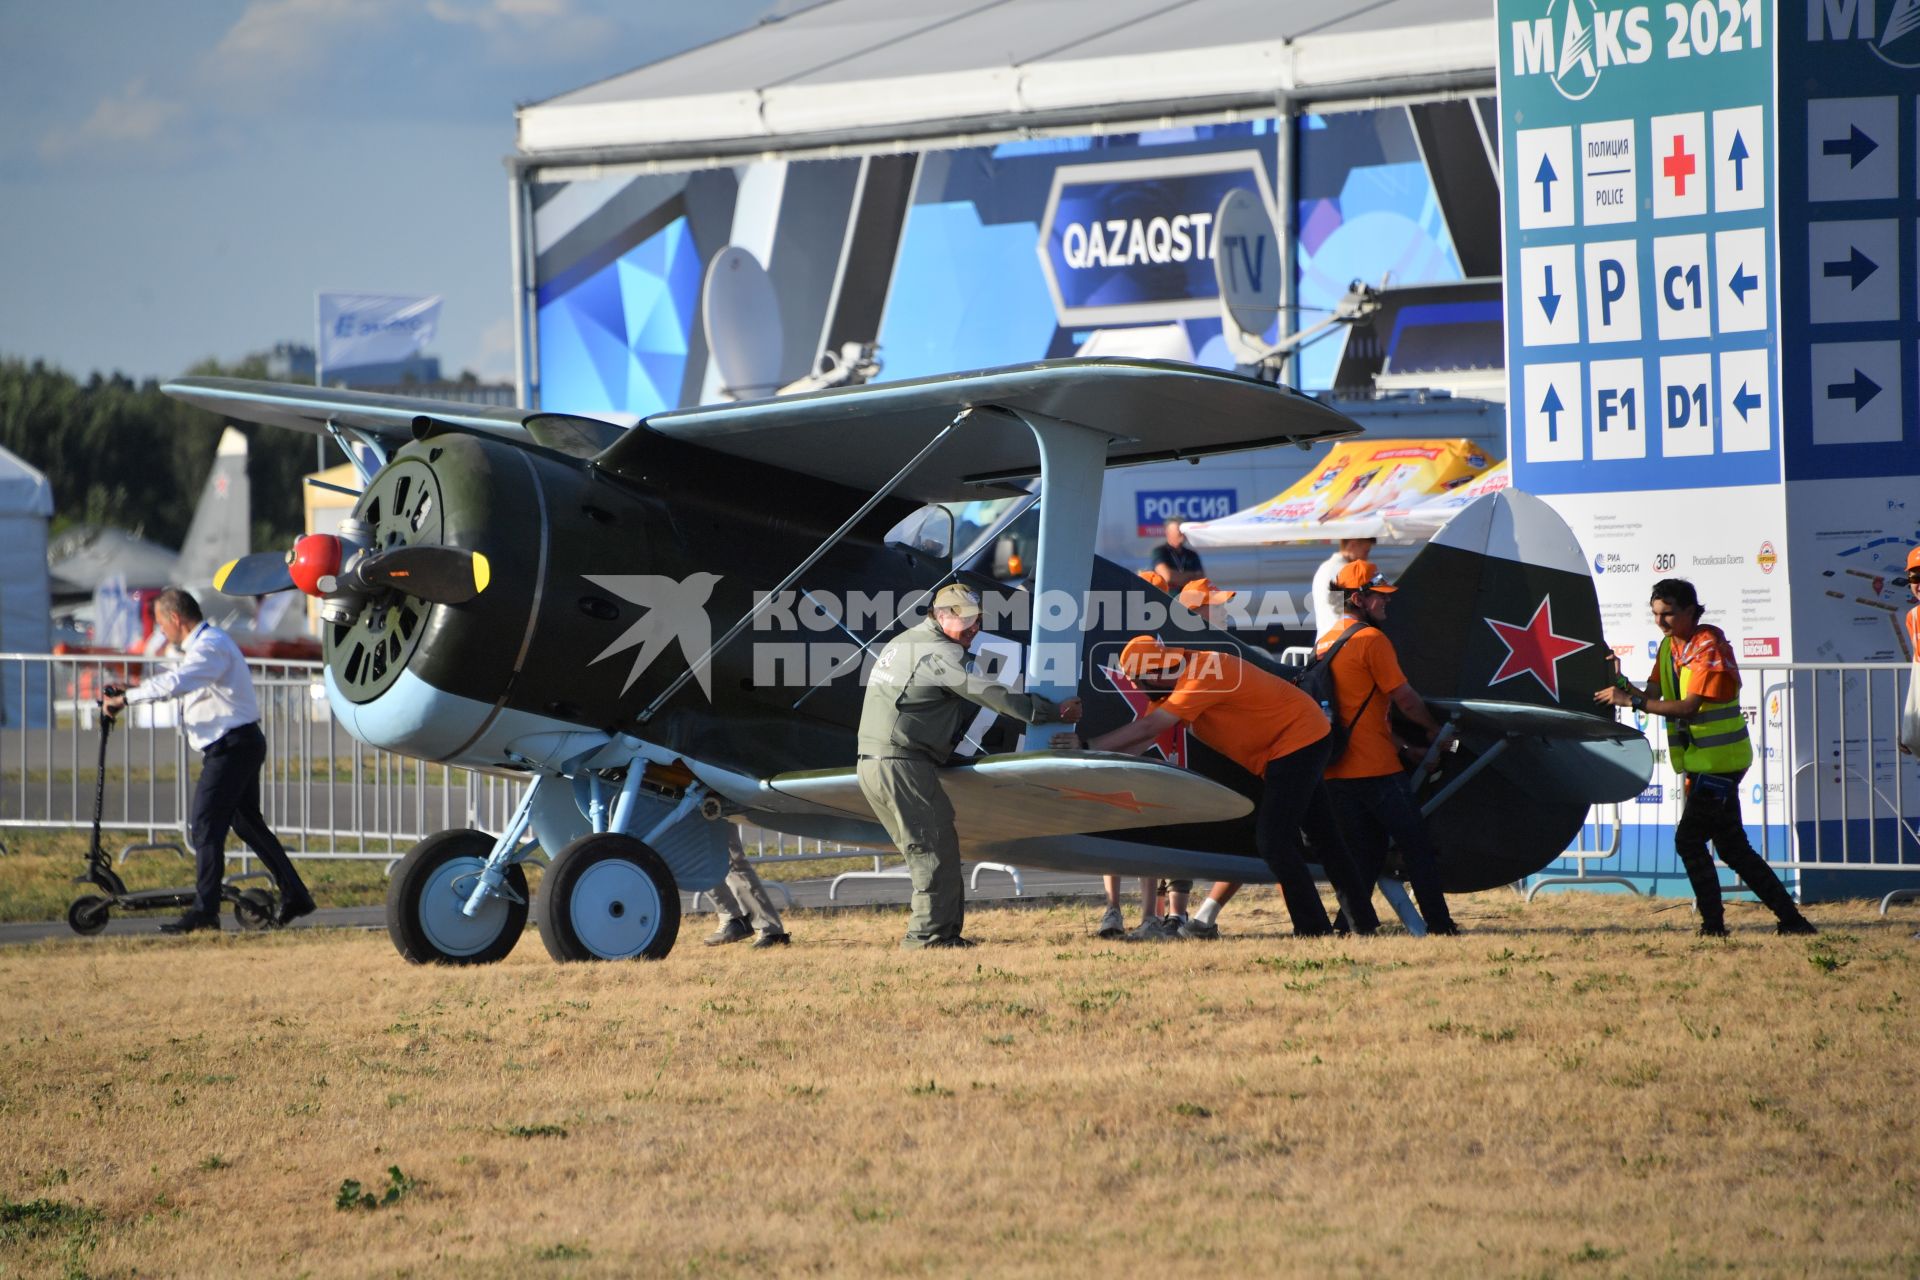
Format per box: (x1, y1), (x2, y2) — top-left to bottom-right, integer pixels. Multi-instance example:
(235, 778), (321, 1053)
(1673, 770), (1801, 930)
(1256, 738), (1381, 936)
(1325, 772), (1457, 932)
(189, 723), (307, 918)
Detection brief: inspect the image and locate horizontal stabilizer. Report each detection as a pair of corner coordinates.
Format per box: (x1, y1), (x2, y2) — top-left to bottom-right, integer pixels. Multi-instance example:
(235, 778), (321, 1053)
(765, 750), (1253, 848)
(1429, 698), (1644, 743)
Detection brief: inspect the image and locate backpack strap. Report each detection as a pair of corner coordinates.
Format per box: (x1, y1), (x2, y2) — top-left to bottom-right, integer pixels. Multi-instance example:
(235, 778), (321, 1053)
(1318, 622), (1376, 744)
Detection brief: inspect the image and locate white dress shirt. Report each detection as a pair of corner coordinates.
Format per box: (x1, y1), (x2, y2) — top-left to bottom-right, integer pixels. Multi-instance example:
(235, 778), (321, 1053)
(125, 622), (261, 751)
(1309, 550), (1347, 637)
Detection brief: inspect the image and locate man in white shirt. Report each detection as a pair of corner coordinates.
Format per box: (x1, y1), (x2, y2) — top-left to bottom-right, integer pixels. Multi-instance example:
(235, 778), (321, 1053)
(1309, 537), (1377, 636)
(102, 589), (313, 933)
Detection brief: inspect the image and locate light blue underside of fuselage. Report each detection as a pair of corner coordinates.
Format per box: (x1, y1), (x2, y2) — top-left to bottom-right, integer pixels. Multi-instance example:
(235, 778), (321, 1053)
(324, 668), (729, 891)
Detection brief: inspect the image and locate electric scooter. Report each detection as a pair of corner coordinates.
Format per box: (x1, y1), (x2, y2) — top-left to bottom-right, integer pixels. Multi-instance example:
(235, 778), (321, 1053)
(65, 688), (279, 935)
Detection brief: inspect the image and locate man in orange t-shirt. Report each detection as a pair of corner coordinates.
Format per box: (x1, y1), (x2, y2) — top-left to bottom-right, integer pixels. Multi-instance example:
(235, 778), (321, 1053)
(1905, 546), (1920, 672)
(1313, 560), (1458, 935)
(1085, 636), (1379, 937)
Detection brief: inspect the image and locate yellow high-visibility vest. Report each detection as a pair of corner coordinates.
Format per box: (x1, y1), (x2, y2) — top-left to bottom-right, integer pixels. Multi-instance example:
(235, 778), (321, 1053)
(1656, 635), (1753, 775)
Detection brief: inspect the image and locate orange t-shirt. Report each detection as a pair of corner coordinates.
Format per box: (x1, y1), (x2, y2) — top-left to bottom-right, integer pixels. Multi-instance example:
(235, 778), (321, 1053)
(1663, 626), (1740, 701)
(1159, 649), (1328, 777)
(1313, 617), (1411, 780)
(1906, 607), (1918, 660)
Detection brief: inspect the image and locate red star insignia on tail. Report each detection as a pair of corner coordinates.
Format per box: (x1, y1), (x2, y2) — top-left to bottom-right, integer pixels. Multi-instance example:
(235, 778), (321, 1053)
(1485, 597), (1592, 700)
(1099, 665), (1186, 767)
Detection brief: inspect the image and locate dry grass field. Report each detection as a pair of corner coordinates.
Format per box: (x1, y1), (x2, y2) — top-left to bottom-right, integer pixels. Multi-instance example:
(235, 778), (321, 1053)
(1, 890), (1915, 1279)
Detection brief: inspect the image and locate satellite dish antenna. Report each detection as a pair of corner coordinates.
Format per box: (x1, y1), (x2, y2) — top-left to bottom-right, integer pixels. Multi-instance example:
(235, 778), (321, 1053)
(1212, 187), (1383, 382)
(1213, 187), (1279, 364)
(701, 246), (784, 400)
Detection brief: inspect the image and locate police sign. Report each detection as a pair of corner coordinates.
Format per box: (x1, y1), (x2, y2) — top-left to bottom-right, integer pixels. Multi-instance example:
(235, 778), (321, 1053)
(1037, 151), (1276, 324)
(1137, 490), (1237, 537)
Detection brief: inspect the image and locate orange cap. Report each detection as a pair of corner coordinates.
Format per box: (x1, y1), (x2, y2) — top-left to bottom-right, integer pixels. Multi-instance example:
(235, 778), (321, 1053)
(1117, 634), (1185, 681)
(1908, 545), (1920, 574)
(1178, 576), (1237, 608)
(1136, 569), (1170, 593)
(1332, 559), (1397, 594)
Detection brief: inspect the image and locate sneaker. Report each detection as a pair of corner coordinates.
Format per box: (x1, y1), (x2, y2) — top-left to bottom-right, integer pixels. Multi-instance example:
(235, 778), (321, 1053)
(750, 929), (792, 948)
(921, 935), (977, 949)
(1096, 906), (1125, 939)
(703, 916), (753, 947)
(1178, 917), (1220, 940)
(1126, 916), (1175, 942)
(1775, 917), (1818, 936)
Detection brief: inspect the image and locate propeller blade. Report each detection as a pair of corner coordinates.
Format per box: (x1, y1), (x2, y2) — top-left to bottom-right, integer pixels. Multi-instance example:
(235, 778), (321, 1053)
(347, 546), (490, 604)
(214, 552), (295, 597)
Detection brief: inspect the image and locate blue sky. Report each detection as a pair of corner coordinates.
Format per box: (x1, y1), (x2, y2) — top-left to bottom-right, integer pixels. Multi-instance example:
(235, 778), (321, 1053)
(0, 0), (790, 385)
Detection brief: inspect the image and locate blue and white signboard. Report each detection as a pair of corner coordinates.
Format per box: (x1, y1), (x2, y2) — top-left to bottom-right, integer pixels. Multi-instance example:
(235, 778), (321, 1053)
(1036, 152), (1276, 324)
(1777, 11), (1920, 483)
(1499, 0), (1780, 496)
(1136, 489), (1238, 538)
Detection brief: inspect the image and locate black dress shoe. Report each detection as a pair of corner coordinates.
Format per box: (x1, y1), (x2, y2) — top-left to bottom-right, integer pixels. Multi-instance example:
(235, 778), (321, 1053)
(922, 935), (977, 949)
(276, 897), (317, 927)
(159, 914), (219, 934)
(750, 929), (792, 949)
(1697, 923), (1730, 938)
(1776, 916), (1818, 936)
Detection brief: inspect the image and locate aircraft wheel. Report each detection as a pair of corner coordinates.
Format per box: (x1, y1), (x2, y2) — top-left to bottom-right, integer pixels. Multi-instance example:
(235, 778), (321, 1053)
(67, 895), (111, 936)
(233, 888), (276, 932)
(386, 829), (528, 965)
(536, 833), (679, 962)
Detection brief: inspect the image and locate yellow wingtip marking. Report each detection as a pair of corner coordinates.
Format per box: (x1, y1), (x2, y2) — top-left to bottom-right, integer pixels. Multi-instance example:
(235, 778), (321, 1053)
(472, 551), (491, 595)
(214, 559), (237, 592)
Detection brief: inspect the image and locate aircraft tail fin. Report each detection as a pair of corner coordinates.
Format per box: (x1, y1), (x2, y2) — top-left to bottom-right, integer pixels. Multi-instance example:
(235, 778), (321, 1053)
(1386, 489), (1651, 891)
(176, 428), (251, 601)
(1389, 488), (1614, 716)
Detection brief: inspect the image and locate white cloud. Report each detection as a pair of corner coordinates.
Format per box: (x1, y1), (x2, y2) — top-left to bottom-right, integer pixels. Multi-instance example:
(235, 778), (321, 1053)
(425, 0), (619, 63)
(39, 78), (187, 161)
(208, 0), (392, 87)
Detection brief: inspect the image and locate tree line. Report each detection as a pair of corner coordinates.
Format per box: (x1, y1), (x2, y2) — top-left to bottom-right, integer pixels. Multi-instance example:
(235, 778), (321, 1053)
(0, 355), (316, 553)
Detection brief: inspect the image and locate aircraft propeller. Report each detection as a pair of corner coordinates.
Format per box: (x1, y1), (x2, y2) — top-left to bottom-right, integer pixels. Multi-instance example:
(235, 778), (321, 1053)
(215, 535), (489, 612)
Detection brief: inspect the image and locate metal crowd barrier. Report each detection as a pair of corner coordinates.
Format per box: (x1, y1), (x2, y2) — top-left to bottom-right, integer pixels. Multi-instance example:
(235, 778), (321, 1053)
(4, 653), (1914, 906)
(0, 652), (856, 874)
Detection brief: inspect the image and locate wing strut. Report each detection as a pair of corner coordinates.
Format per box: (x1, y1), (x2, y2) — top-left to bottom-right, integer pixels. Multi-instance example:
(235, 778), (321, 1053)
(633, 406), (978, 723)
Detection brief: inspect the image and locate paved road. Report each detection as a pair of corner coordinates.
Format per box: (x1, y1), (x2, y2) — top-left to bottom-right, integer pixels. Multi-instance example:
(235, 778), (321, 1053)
(0, 866), (1114, 946)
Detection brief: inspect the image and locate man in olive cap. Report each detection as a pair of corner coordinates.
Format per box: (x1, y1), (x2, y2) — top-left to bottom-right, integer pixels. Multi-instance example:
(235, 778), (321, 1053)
(857, 583), (1082, 948)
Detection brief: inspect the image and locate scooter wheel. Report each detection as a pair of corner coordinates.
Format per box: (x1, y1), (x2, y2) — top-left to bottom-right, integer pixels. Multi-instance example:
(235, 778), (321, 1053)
(234, 888), (277, 932)
(68, 895), (111, 936)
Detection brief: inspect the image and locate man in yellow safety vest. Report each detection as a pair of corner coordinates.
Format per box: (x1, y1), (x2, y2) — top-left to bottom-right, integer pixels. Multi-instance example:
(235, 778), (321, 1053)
(1595, 578), (1815, 936)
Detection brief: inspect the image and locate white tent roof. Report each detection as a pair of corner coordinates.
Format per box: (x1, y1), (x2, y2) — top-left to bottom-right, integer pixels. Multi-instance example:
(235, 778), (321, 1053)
(516, 0), (1494, 165)
(0, 445), (53, 518)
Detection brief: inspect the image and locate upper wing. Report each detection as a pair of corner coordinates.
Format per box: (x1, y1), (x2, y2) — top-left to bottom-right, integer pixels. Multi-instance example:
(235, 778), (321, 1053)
(615, 358), (1363, 502)
(764, 749), (1253, 847)
(164, 361), (1360, 502)
(161, 377), (546, 447)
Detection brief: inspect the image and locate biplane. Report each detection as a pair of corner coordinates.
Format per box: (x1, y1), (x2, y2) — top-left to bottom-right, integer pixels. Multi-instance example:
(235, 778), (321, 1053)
(167, 359), (1651, 963)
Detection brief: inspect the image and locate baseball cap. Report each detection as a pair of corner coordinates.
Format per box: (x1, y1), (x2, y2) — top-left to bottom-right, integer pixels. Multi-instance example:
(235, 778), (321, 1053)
(1178, 577), (1237, 608)
(1136, 569), (1171, 593)
(1333, 559), (1397, 594)
(1117, 634), (1185, 681)
(931, 583), (983, 618)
